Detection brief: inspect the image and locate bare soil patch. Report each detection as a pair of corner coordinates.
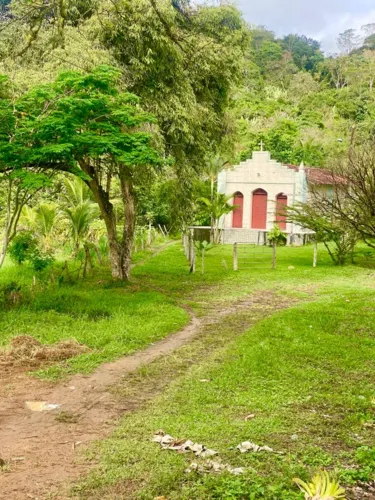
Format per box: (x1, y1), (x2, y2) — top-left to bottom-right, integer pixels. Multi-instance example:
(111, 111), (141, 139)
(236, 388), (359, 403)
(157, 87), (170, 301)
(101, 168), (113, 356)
(0, 291), (294, 500)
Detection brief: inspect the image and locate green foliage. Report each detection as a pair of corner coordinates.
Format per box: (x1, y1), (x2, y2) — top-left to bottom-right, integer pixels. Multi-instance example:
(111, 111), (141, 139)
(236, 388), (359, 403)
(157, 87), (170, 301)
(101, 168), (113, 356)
(0, 65), (160, 176)
(21, 203), (58, 250)
(194, 240), (213, 255)
(8, 231), (37, 265)
(286, 203), (358, 265)
(29, 248), (54, 272)
(61, 178), (98, 252)
(268, 224), (287, 245)
(8, 230), (54, 271)
(339, 446), (375, 484)
(99, 0), (248, 168)
(199, 193), (235, 222)
(281, 34), (324, 71)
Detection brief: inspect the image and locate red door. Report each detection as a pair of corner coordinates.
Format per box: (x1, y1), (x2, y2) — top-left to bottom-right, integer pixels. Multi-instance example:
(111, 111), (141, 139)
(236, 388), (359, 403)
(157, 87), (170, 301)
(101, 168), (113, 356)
(276, 193), (287, 230)
(252, 189), (267, 229)
(232, 192), (244, 228)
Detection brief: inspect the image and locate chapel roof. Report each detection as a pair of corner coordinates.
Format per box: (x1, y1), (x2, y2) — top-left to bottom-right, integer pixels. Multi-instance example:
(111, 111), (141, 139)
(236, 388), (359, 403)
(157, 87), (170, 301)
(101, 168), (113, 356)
(284, 164), (337, 185)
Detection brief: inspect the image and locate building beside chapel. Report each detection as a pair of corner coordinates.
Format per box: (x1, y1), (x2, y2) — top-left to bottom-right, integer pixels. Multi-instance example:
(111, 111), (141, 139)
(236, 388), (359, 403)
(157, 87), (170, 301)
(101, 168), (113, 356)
(217, 150), (333, 244)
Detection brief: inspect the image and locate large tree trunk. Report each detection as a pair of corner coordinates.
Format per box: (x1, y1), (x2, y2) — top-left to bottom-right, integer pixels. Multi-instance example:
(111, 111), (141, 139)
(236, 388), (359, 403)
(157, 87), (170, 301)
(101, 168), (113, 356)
(81, 162), (135, 280)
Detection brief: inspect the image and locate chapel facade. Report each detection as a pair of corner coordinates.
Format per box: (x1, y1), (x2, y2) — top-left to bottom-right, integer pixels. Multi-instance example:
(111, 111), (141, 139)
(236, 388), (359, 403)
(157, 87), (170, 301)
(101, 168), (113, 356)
(217, 150), (332, 244)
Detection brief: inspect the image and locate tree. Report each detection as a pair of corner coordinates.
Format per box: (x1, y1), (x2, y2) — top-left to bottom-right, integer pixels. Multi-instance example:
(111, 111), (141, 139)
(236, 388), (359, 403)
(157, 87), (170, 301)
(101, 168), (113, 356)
(337, 29), (361, 54)
(199, 193), (235, 243)
(21, 203), (58, 251)
(363, 34), (375, 50)
(362, 23), (375, 38)
(0, 75), (54, 266)
(312, 141), (375, 251)
(319, 56), (350, 89)
(2, 1), (247, 240)
(203, 154), (231, 238)
(282, 34), (324, 71)
(7, 0), (97, 54)
(0, 171), (52, 267)
(61, 178), (99, 254)
(0, 66), (162, 279)
(99, 1), (247, 163)
(286, 202), (358, 265)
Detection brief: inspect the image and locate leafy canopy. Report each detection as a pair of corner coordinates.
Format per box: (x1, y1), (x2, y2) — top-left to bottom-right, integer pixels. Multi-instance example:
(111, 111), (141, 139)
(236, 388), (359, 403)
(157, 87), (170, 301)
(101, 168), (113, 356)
(0, 65), (161, 179)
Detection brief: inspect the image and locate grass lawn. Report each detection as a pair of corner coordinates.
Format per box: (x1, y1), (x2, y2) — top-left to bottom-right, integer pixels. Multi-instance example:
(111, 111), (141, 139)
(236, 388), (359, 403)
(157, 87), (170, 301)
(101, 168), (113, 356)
(64, 243), (375, 499)
(2, 241), (375, 497)
(0, 245), (189, 379)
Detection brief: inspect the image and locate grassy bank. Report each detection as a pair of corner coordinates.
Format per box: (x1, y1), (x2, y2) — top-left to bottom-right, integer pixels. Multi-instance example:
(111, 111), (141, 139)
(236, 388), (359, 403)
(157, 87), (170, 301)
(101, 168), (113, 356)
(0, 242), (374, 384)
(68, 244), (375, 499)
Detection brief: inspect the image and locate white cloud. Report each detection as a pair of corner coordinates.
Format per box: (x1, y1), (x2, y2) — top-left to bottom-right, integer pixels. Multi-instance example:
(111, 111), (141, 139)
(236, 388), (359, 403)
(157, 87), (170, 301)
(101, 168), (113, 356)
(312, 10), (375, 53)
(233, 0), (375, 52)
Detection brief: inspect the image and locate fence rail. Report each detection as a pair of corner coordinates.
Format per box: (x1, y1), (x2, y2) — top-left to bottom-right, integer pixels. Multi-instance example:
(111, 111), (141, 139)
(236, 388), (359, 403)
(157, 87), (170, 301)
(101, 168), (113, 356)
(182, 235), (320, 274)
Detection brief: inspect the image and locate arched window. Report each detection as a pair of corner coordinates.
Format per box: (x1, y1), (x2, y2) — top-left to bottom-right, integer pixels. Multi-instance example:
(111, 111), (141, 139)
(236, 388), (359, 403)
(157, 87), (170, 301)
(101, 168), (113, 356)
(252, 189), (268, 229)
(232, 192), (244, 228)
(276, 193), (288, 231)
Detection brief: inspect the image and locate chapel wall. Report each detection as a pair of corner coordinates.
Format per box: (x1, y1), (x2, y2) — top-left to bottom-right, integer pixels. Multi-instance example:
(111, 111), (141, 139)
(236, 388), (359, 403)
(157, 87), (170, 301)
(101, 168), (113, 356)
(219, 152), (298, 232)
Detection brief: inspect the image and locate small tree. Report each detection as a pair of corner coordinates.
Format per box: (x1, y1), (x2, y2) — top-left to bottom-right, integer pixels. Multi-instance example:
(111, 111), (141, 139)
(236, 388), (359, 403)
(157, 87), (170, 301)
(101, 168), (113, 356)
(199, 193), (236, 243)
(21, 203), (59, 251)
(8, 231), (37, 265)
(0, 66), (162, 280)
(61, 178), (98, 255)
(306, 140), (375, 255)
(203, 154), (231, 239)
(286, 203), (358, 265)
(268, 224), (287, 269)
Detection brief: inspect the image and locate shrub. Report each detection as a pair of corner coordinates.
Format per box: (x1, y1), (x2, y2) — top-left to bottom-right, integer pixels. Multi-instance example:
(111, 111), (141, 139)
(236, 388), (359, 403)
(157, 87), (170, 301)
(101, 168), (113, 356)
(29, 249), (54, 272)
(268, 224), (287, 246)
(293, 470), (345, 499)
(8, 231), (37, 265)
(8, 231), (54, 271)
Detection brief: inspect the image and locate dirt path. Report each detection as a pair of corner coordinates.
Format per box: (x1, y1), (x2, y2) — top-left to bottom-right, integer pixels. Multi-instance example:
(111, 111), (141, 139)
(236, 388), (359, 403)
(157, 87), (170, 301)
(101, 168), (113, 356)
(0, 293), (292, 500)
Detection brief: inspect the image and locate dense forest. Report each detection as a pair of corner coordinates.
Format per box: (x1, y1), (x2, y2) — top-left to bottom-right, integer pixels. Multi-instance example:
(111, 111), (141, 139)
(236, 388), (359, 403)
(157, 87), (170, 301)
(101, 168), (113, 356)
(0, 0), (375, 277)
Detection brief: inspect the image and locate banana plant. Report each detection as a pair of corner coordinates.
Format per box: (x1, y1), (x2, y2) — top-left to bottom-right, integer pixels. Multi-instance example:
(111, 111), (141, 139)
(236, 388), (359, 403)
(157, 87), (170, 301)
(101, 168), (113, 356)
(293, 471), (346, 500)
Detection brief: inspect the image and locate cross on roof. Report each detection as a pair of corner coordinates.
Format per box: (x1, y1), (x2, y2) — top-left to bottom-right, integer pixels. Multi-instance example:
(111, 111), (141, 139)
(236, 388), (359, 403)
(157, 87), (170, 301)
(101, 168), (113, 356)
(259, 140), (265, 151)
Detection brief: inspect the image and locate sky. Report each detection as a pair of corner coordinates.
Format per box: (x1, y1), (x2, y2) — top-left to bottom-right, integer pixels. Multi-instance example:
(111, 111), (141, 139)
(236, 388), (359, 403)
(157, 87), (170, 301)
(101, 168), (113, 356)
(235, 0), (375, 53)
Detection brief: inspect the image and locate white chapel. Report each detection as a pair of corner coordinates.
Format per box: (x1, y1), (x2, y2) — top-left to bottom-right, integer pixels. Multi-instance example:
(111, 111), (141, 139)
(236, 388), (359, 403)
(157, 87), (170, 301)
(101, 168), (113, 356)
(217, 150), (332, 244)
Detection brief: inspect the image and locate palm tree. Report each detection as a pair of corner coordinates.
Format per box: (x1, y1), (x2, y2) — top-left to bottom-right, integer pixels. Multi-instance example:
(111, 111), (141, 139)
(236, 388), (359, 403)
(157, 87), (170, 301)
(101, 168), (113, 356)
(61, 178), (98, 255)
(21, 203), (58, 250)
(62, 177), (93, 206)
(200, 193), (236, 243)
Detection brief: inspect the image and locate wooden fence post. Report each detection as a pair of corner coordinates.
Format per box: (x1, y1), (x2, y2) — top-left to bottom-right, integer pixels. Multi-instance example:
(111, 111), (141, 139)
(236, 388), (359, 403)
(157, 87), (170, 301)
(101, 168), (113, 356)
(233, 242), (238, 271)
(272, 241), (277, 269)
(191, 246), (196, 273)
(313, 240), (318, 268)
(183, 234), (188, 258)
(189, 229), (194, 263)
